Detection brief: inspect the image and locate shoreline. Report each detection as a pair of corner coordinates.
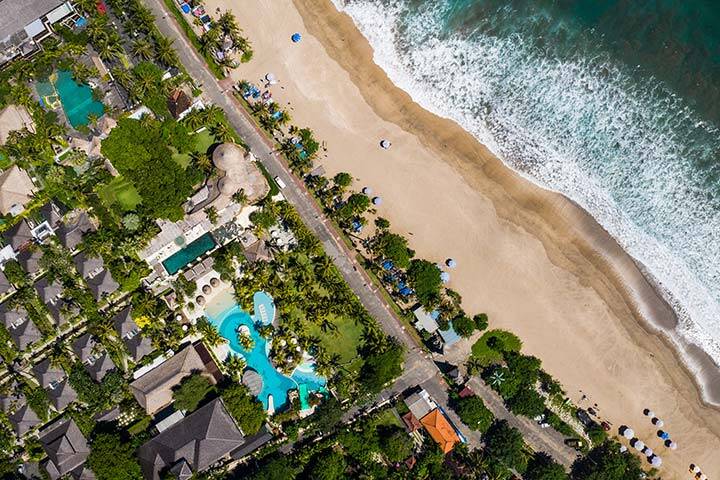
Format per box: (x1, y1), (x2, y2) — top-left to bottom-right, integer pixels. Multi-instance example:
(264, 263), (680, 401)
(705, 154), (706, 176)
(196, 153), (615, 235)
(288, 0), (720, 410)
(206, 0), (720, 475)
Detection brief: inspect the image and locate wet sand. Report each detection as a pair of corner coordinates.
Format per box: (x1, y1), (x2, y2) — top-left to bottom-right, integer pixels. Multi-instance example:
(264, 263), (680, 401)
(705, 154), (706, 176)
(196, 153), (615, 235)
(201, 0), (720, 476)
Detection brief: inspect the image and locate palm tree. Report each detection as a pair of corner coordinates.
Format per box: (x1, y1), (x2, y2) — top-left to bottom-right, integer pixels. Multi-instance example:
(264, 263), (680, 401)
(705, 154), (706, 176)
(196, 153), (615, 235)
(237, 331), (254, 351)
(131, 38), (155, 61)
(488, 369), (505, 387)
(97, 40), (124, 62)
(217, 11), (240, 37)
(200, 28), (222, 57)
(360, 327), (387, 355)
(465, 357), (484, 376)
(224, 354), (246, 380)
(110, 66), (132, 89)
(232, 188), (248, 206)
(318, 316), (338, 335)
(154, 36), (178, 67)
(74, 0), (97, 15)
(210, 122), (234, 144)
(200, 105), (224, 124)
(196, 317), (225, 347)
(191, 152), (213, 174)
(182, 109), (205, 131)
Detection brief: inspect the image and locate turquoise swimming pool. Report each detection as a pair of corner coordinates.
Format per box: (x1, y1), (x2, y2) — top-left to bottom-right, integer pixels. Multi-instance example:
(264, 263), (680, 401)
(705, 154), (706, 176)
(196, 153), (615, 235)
(36, 70), (105, 128)
(162, 232), (216, 275)
(207, 291), (326, 412)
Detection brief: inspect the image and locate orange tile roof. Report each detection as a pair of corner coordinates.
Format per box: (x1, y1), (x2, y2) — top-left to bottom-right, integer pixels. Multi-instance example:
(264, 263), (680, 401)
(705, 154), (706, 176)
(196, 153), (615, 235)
(420, 409), (460, 453)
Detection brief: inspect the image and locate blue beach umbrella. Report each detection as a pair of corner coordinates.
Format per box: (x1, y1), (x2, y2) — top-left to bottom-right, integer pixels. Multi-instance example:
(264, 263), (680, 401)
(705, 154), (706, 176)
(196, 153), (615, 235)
(292, 33), (302, 43)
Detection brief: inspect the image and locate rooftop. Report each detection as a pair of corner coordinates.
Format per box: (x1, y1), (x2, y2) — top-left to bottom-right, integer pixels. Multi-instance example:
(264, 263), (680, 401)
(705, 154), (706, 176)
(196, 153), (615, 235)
(420, 408), (460, 454)
(39, 418), (90, 480)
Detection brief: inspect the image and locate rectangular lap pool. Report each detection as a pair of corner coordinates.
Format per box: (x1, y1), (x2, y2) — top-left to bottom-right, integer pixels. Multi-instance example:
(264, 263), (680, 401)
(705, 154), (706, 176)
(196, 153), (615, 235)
(162, 232), (216, 275)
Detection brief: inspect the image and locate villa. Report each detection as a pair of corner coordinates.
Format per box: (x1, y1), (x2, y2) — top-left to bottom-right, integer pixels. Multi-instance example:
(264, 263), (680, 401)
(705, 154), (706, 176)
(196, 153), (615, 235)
(403, 389), (461, 454)
(0, 165), (36, 216)
(33, 359), (66, 389)
(130, 342), (221, 415)
(39, 418), (92, 480)
(47, 378), (77, 411)
(9, 403), (41, 436)
(35, 277), (63, 306)
(0, 270), (12, 296)
(0, 105), (34, 144)
(72, 333), (97, 364)
(85, 353), (116, 382)
(55, 211), (95, 251)
(112, 307), (154, 362)
(0, 304), (42, 350)
(3, 219), (35, 252)
(17, 247), (44, 276)
(137, 398), (245, 480)
(0, 382), (25, 414)
(86, 268), (120, 301)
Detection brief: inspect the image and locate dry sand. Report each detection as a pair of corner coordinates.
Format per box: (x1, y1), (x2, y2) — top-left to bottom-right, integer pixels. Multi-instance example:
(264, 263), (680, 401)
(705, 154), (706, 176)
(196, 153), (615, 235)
(202, 0), (720, 476)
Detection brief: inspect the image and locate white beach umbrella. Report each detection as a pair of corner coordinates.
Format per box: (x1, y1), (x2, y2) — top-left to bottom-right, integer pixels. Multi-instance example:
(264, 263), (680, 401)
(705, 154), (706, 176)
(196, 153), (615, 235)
(692, 465), (701, 474)
(265, 72), (277, 83)
(643, 447), (653, 457)
(619, 445), (627, 453)
(362, 186), (372, 195)
(440, 271), (450, 283)
(446, 258), (457, 268)
(650, 455), (662, 467)
(372, 196), (382, 205)
(622, 427), (634, 439)
(645, 410), (655, 418)
(699, 474), (707, 480)
(652, 417), (664, 427)
(380, 139), (391, 149)
(632, 440), (645, 451)
(667, 440), (677, 450)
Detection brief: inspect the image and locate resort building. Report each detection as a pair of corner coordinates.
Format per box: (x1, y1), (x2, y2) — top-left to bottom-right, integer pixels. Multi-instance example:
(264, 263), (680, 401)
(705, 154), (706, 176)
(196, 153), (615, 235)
(3, 219), (35, 252)
(47, 378), (78, 411)
(85, 352), (116, 382)
(17, 247), (43, 276)
(9, 403), (41, 437)
(1, 304), (42, 350)
(72, 333), (98, 364)
(33, 359), (66, 389)
(47, 299), (78, 326)
(0, 382), (26, 414)
(113, 307), (154, 362)
(86, 268), (119, 301)
(0, 270), (12, 297)
(211, 143), (269, 210)
(0, 165), (36, 216)
(35, 277), (63, 307)
(168, 89), (192, 119)
(420, 409), (461, 454)
(39, 418), (92, 480)
(413, 307), (440, 334)
(130, 342), (220, 415)
(56, 211), (96, 251)
(137, 398), (245, 480)
(0, 0), (77, 67)
(0, 105), (34, 144)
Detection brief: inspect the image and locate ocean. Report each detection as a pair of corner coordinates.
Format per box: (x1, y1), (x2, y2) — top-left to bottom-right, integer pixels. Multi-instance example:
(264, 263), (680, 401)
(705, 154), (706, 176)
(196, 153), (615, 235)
(330, 0), (720, 382)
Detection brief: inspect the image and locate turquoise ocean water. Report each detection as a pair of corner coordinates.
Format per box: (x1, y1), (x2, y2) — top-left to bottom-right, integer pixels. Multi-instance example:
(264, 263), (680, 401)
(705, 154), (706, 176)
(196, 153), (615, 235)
(331, 0), (720, 373)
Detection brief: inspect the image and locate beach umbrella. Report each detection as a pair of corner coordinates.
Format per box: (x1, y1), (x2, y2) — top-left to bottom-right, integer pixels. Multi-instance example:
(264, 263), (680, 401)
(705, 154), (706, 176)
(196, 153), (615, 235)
(652, 417), (664, 427)
(380, 139), (391, 149)
(372, 196), (382, 205)
(643, 447), (654, 457)
(699, 475), (707, 480)
(645, 409), (655, 418)
(632, 439), (645, 451)
(440, 271), (450, 283)
(446, 258), (457, 268)
(265, 73), (277, 84)
(202, 284), (211, 294)
(362, 186), (372, 195)
(292, 33), (302, 43)
(210, 277), (220, 287)
(691, 465), (701, 474)
(659, 431), (670, 440)
(619, 445), (627, 453)
(666, 440), (677, 450)
(650, 456), (662, 467)
(196, 295), (205, 305)
(622, 427), (634, 439)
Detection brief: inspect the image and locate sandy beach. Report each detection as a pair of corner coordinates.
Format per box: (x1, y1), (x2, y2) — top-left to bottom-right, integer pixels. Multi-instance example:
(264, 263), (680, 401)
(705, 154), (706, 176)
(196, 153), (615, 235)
(199, 0), (720, 476)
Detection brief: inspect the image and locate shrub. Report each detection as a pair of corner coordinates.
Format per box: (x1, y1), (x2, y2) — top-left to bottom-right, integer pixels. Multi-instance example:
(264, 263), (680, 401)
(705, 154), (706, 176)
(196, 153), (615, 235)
(455, 395), (493, 432)
(172, 374), (214, 412)
(473, 313), (489, 331)
(406, 259), (442, 307)
(470, 329), (522, 366)
(452, 315), (476, 338)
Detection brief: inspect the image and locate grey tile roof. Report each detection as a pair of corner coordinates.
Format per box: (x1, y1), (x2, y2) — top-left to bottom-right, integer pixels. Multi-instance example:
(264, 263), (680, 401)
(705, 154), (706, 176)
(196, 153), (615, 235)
(39, 202), (64, 229)
(35, 277), (63, 305)
(0, 302), (27, 329)
(137, 398), (244, 480)
(230, 424), (273, 459)
(47, 300), (77, 326)
(0, 381), (26, 413)
(127, 335), (154, 362)
(73, 252), (104, 280)
(8, 403), (41, 436)
(39, 418), (90, 480)
(10, 318), (41, 350)
(47, 379), (77, 411)
(87, 269), (119, 301)
(57, 212), (95, 251)
(112, 307), (136, 338)
(72, 333), (97, 363)
(17, 247), (43, 275)
(85, 353), (115, 382)
(33, 359), (66, 388)
(0, 269), (11, 295)
(2, 219), (33, 251)
(130, 344), (208, 414)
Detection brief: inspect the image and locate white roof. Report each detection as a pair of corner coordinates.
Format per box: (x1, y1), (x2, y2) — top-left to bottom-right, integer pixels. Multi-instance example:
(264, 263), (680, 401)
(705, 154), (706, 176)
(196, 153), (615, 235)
(413, 307), (439, 333)
(24, 19), (46, 38)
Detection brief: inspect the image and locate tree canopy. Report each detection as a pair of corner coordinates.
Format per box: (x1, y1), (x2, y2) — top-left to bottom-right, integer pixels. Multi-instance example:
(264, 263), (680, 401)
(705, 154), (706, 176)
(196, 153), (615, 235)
(452, 315), (476, 338)
(526, 452), (568, 480)
(87, 432), (142, 480)
(407, 259), (442, 307)
(303, 449), (347, 480)
(359, 340), (404, 394)
(455, 395), (494, 432)
(374, 232), (413, 269)
(220, 383), (266, 435)
(172, 373), (214, 412)
(484, 419), (528, 472)
(571, 441), (644, 480)
(101, 117), (202, 220)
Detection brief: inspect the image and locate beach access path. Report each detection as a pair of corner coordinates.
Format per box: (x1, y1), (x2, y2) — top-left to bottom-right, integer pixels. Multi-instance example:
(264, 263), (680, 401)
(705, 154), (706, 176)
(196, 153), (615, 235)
(146, 0), (577, 467)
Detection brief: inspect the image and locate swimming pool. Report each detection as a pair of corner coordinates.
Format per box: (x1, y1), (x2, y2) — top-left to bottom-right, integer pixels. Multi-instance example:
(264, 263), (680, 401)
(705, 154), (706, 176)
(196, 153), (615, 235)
(162, 232), (216, 275)
(36, 70), (105, 128)
(207, 292), (326, 412)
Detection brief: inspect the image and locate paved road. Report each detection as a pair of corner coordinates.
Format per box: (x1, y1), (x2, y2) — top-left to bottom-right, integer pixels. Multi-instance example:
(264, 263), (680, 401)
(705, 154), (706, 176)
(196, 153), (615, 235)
(146, 0), (574, 466)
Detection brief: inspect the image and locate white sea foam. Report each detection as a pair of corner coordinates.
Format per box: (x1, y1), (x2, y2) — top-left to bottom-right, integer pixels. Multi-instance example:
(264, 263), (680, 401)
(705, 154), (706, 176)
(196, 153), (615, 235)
(331, 0), (720, 391)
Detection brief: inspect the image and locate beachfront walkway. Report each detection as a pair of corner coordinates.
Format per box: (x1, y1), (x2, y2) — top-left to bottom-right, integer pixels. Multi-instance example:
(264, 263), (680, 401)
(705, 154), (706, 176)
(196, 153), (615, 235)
(146, 0), (577, 467)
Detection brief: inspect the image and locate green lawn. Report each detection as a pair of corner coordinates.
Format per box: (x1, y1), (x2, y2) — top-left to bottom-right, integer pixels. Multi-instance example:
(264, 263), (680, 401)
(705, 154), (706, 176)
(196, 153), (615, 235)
(471, 329), (523, 366)
(306, 313), (364, 374)
(193, 129), (216, 154)
(99, 176), (142, 211)
(373, 408), (403, 429)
